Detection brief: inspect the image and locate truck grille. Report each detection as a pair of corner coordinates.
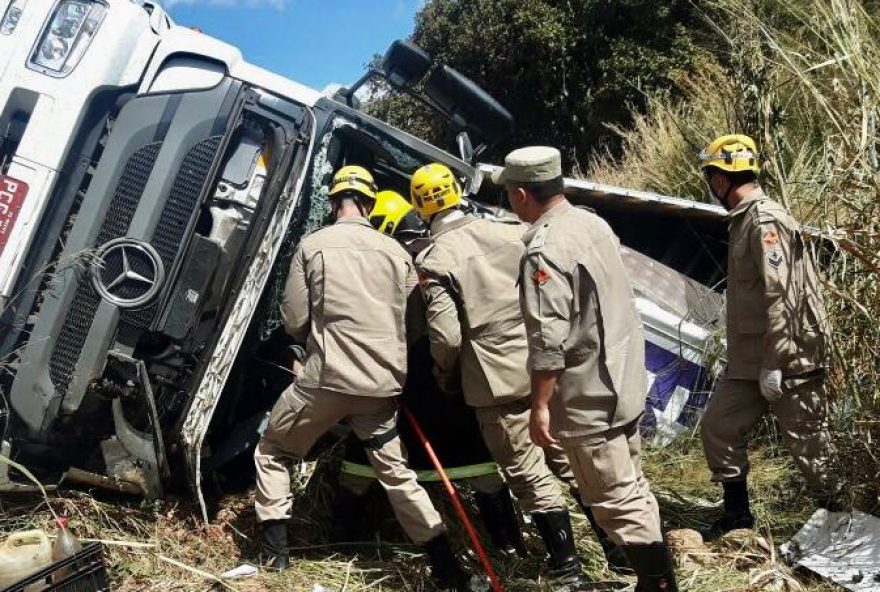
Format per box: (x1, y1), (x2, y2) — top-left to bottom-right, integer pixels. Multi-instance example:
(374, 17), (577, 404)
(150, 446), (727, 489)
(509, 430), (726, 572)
(49, 143), (162, 394)
(124, 136), (222, 329)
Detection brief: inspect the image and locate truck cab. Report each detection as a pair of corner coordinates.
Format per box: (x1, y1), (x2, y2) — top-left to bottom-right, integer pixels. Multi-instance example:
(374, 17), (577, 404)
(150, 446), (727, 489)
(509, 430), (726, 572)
(0, 0), (509, 517)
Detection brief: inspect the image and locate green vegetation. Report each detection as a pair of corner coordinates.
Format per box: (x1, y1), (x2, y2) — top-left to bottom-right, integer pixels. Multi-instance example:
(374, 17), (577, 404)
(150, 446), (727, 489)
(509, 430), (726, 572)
(370, 0), (714, 168)
(588, 0), (879, 514)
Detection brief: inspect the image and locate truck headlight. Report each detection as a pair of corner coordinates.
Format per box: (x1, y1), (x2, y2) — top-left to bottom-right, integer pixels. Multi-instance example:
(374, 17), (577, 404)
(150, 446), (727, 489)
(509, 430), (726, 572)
(0, 0), (27, 36)
(28, 0), (106, 77)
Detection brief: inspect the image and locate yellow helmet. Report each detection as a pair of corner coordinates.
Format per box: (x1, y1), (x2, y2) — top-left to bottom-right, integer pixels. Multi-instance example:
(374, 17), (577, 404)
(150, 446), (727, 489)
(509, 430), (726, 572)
(328, 165), (377, 200)
(698, 134), (761, 174)
(369, 190), (426, 238)
(410, 163), (462, 218)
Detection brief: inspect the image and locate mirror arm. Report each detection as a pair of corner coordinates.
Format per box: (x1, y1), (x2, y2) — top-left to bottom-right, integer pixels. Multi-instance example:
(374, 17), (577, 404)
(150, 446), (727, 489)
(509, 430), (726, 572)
(341, 68), (497, 159)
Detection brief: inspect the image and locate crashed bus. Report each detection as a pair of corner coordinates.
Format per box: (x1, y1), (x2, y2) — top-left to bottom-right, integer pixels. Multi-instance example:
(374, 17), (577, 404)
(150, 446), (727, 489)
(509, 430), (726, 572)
(0, 0), (728, 518)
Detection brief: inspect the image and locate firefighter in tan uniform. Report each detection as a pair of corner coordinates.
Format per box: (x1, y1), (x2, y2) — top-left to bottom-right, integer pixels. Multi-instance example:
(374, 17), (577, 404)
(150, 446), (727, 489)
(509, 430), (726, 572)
(409, 164), (593, 588)
(253, 166), (474, 590)
(697, 135), (834, 539)
(500, 146), (678, 592)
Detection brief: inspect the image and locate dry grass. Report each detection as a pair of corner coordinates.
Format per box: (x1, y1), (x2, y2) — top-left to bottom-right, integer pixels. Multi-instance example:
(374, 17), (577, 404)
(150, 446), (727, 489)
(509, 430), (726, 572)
(0, 436), (842, 591)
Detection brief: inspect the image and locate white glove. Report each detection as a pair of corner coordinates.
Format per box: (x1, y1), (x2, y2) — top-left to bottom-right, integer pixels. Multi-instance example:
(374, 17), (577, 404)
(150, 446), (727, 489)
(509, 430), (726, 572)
(759, 368), (783, 403)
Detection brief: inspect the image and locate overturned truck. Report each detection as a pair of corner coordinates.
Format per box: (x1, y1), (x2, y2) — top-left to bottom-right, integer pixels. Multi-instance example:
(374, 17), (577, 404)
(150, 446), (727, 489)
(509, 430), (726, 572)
(0, 0), (727, 517)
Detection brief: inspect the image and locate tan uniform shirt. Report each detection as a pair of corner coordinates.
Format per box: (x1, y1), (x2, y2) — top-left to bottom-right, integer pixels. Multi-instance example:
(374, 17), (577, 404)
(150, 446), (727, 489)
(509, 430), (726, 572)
(726, 190), (830, 379)
(280, 216), (417, 397)
(416, 214), (530, 408)
(519, 200), (646, 439)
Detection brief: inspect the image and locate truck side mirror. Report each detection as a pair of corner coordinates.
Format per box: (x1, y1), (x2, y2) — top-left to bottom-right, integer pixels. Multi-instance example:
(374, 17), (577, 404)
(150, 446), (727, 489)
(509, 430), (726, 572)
(382, 40), (432, 88)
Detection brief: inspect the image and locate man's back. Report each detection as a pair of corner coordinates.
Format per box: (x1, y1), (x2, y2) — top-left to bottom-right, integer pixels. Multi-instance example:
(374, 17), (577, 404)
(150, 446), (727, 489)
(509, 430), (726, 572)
(417, 215), (529, 406)
(521, 202), (646, 437)
(282, 217), (414, 397)
(726, 192), (829, 379)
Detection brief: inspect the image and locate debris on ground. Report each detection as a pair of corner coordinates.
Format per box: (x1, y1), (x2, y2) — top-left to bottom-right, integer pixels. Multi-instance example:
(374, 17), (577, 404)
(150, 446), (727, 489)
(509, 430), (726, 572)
(781, 509), (880, 591)
(221, 563), (259, 580)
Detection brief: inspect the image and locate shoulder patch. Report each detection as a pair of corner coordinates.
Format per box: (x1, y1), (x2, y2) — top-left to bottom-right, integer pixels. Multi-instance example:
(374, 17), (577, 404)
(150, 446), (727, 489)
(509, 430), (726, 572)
(761, 229), (780, 249)
(527, 224), (550, 252)
(531, 267), (552, 286)
(767, 249), (784, 269)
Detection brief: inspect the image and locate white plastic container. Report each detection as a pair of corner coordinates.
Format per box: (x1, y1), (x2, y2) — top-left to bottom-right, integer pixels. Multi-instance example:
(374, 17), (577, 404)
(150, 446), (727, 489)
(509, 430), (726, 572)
(0, 529), (53, 588)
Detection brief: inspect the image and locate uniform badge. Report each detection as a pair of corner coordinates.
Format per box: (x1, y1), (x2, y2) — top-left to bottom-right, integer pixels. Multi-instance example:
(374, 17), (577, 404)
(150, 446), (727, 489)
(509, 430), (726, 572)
(532, 268), (551, 286)
(762, 230), (780, 248)
(767, 250), (783, 269)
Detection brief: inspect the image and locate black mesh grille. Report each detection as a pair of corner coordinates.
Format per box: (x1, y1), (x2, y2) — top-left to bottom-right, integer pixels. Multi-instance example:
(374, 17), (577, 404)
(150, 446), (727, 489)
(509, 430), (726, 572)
(49, 142), (162, 394)
(125, 136), (222, 329)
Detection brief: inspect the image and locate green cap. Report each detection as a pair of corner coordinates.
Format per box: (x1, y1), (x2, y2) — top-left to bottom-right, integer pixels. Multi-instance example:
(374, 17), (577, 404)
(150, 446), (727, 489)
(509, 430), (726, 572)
(491, 146), (562, 185)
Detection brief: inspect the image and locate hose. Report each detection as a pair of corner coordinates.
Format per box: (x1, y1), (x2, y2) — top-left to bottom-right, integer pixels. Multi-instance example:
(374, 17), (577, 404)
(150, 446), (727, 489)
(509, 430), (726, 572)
(401, 406), (504, 592)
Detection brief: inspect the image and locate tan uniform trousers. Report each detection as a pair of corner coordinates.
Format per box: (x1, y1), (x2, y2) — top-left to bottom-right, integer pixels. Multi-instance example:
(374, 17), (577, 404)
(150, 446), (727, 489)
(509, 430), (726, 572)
(475, 397), (566, 514)
(561, 421), (663, 546)
(701, 376), (831, 493)
(254, 385), (445, 544)
(544, 442), (577, 490)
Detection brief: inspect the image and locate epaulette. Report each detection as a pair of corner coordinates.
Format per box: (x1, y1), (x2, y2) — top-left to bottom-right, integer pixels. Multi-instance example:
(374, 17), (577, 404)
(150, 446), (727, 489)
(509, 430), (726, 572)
(527, 224), (550, 254)
(414, 242), (436, 267)
(753, 197), (789, 225)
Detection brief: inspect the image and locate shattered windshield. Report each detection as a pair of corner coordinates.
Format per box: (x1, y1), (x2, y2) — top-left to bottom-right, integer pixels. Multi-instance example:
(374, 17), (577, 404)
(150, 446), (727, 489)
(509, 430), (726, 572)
(258, 111), (460, 340)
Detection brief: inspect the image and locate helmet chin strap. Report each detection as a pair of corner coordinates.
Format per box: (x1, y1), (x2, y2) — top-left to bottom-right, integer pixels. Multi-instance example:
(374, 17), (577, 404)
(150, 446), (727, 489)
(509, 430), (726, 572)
(720, 181), (736, 209)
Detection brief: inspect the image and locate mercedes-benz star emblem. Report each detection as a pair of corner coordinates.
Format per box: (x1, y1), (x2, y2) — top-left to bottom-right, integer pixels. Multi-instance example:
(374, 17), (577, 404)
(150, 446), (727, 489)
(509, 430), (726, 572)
(91, 238), (165, 309)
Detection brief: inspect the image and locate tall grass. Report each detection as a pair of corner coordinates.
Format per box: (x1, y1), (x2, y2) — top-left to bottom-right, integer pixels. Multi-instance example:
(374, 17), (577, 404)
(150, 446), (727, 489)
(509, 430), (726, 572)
(589, 0), (880, 510)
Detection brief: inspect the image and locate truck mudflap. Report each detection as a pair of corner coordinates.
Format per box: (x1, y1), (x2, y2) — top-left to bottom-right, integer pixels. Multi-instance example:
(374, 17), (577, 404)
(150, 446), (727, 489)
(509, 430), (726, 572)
(179, 116), (316, 522)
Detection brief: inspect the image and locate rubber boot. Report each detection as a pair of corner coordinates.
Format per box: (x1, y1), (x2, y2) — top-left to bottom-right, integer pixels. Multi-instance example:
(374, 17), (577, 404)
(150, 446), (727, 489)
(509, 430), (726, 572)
(423, 533), (473, 591)
(700, 480), (755, 541)
(532, 509), (593, 589)
(580, 501), (630, 573)
(474, 486), (528, 558)
(623, 542), (679, 592)
(259, 519), (290, 571)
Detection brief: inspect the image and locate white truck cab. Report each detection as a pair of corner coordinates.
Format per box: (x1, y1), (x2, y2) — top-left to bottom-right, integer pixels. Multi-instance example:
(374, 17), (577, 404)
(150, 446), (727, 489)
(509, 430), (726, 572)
(0, 0), (521, 518)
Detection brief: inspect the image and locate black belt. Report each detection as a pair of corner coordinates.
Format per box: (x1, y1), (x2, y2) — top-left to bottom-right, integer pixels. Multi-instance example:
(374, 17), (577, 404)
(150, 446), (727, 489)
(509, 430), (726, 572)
(359, 426), (399, 450)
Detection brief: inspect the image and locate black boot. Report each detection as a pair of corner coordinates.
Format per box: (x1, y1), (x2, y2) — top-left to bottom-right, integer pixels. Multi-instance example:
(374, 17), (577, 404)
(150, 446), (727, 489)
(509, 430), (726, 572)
(532, 509), (592, 589)
(700, 480), (755, 541)
(623, 542), (679, 592)
(259, 519), (290, 571)
(580, 501), (630, 573)
(474, 486), (528, 558)
(423, 533), (473, 591)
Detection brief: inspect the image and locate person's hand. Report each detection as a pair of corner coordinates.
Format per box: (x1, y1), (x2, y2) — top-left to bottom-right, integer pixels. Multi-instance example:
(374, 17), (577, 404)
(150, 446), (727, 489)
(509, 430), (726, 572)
(529, 404), (557, 447)
(759, 368), (783, 403)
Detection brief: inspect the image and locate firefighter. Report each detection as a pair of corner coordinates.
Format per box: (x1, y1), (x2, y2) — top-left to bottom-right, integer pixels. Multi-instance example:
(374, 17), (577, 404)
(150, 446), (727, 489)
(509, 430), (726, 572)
(500, 146), (678, 591)
(410, 164), (592, 588)
(253, 166), (473, 590)
(697, 134), (834, 538)
(334, 189), (528, 559)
